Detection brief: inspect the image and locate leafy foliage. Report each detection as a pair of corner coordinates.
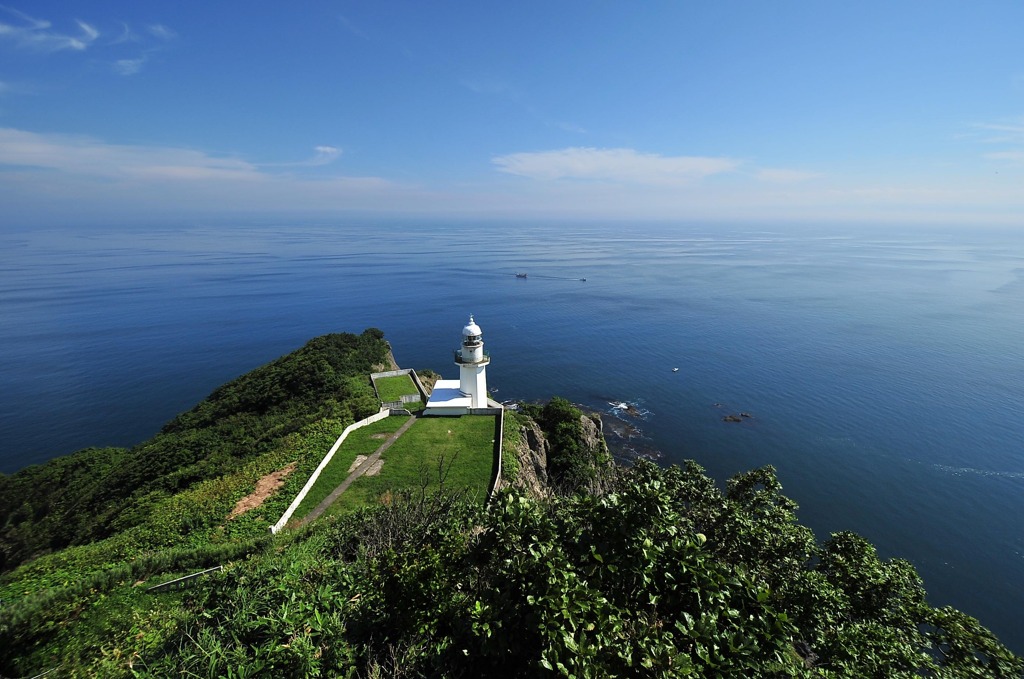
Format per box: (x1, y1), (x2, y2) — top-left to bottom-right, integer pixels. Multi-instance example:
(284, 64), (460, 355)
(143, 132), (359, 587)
(9, 461), (1015, 677)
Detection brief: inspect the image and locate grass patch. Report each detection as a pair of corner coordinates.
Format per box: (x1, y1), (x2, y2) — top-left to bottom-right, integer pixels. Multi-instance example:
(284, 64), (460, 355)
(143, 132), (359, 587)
(373, 374), (419, 402)
(291, 416), (410, 521)
(326, 415), (497, 516)
(500, 410), (521, 482)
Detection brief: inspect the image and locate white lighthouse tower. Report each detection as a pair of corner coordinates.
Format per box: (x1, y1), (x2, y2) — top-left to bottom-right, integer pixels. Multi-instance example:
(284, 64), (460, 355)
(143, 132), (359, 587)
(456, 314), (489, 408)
(424, 314), (497, 415)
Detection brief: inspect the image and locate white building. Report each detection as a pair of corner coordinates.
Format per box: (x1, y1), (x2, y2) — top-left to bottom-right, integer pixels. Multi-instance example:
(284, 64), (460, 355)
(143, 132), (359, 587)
(425, 315), (495, 416)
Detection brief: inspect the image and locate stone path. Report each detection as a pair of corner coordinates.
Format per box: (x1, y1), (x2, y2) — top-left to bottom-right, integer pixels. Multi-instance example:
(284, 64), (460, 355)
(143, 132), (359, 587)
(299, 415), (418, 526)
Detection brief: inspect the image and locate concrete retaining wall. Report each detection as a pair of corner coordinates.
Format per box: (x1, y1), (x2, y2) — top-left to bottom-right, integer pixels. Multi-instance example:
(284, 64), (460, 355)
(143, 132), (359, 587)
(486, 408), (505, 503)
(270, 408), (391, 534)
(407, 369), (431, 402)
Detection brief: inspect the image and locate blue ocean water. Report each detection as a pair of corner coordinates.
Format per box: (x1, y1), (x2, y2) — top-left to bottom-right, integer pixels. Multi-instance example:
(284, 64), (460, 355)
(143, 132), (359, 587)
(1, 220), (1023, 651)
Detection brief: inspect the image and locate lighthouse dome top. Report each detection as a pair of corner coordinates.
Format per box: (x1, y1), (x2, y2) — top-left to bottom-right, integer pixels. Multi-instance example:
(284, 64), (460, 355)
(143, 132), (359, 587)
(462, 315), (482, 337)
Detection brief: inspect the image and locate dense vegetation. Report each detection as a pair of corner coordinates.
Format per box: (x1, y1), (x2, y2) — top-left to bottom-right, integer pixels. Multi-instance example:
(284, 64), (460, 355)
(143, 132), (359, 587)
(1, 330), (1021, 677)
(520, 397), (613, 493)
(0, 329), (388, 573)
(11, 463), (1016, 677)
(0, 330), (391, 673)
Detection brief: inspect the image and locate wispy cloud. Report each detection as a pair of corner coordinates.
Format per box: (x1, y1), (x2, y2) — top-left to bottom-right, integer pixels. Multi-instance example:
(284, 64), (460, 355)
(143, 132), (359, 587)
(983, 151), (1024, 163)
(108, 22), (176, 76)
(337, 14), (369, 40)
(113, 58), (144, 76)
(0, 130), (353, 179)
(972, 118), (1024, 145)
(256, 145), (343, 168)
(493, 147), (740, 185)
(109, 22), (173, 46)
(463, 77), (586, 135)
(2, 128), (1021, 226)
(971, 117), (1024, 165)
(310, 145), (341, 165)
(0, 7), (175, 75)
(147, 24), (176, 41)
(755, 168), (820, 183)
(0, 127), (400, 219)
(0, 6), (99, 52)
(0, 127), (260, 181)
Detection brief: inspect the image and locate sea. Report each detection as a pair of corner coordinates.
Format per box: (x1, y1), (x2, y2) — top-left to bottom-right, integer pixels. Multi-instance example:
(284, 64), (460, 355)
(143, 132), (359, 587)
(1, 220), (1022, 652)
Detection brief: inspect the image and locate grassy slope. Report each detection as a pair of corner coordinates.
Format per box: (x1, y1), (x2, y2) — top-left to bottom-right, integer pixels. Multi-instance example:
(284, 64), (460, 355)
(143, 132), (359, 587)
(327, 415), (497, 516)
(0, 330), (387, 573)
(0, 329), (390, 674)
(373, 373), (419, 402)
(290, 416), (411, 521)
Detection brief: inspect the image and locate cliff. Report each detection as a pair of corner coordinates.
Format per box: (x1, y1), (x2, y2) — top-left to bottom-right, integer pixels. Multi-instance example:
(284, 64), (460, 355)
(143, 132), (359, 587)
(503, 409), (549, 496)
(503, 405), (611, 499)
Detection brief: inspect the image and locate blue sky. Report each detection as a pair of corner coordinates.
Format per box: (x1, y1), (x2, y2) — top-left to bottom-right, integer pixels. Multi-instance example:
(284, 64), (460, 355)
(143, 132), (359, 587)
(1, 1), (1023, 226)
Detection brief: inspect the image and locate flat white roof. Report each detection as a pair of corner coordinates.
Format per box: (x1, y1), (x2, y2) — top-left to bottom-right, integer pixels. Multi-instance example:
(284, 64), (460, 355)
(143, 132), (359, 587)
(425, 379), (473, 410)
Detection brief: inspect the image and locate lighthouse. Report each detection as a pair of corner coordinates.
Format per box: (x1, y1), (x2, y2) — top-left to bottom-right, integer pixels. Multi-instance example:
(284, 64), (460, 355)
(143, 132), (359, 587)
(456, 314), (490, 408)
(424, 315), (497, 415)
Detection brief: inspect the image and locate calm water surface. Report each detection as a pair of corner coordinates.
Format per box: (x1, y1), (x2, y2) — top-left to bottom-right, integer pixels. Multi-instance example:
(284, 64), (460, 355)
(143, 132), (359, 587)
(1, 220), (1022, 651)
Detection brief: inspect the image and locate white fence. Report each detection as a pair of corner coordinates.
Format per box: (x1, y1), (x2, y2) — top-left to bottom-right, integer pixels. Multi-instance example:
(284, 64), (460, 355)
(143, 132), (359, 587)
(270, 409), (391, 533)
(487, 407), (505, 502)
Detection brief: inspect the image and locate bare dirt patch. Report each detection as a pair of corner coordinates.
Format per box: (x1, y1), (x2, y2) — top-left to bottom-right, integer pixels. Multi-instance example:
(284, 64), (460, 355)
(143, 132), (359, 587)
(365, 459), (385, 476)
(229, 462), (297, 519)
(349, 455), (369, 472)
(370, 433), (391, 440)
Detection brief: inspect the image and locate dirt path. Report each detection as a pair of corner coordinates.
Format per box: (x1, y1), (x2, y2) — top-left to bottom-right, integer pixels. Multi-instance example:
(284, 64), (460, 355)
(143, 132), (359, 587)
(299, 415), (417, 525)
(229, 462), (297, 519)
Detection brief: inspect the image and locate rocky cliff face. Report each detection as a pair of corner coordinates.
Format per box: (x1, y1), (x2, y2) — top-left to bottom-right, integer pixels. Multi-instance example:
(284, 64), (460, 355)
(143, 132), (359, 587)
(375, 346), (401, 372)
(504, 410), (609, 498)
(579, 412), (608, 459)
(506, 414), (549, 498)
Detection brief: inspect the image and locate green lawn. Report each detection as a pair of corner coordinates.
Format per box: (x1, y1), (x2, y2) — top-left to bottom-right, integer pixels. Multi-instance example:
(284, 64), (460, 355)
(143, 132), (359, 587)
(325, 415), (497, 517)
(291, 416), (411, 521)
(373, 373), (419, 402)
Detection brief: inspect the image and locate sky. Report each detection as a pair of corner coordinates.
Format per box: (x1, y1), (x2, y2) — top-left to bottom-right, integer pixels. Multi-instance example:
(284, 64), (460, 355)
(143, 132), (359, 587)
(1, 1), (1023, 227)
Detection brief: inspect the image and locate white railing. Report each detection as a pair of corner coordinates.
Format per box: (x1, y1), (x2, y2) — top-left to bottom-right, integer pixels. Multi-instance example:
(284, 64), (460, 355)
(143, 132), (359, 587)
(270, 409), (391, 533)
(487, 406), (505, 503)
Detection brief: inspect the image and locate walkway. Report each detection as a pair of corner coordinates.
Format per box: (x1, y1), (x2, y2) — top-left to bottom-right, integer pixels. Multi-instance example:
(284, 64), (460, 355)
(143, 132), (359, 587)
(299, 415), (418, 526)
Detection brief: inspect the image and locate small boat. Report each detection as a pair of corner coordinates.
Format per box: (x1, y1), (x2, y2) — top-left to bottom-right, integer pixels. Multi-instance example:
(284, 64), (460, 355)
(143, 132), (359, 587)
(672, 367), (679, 372)
(515, 273), (528, 278)
(580, 278), (587, 282)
